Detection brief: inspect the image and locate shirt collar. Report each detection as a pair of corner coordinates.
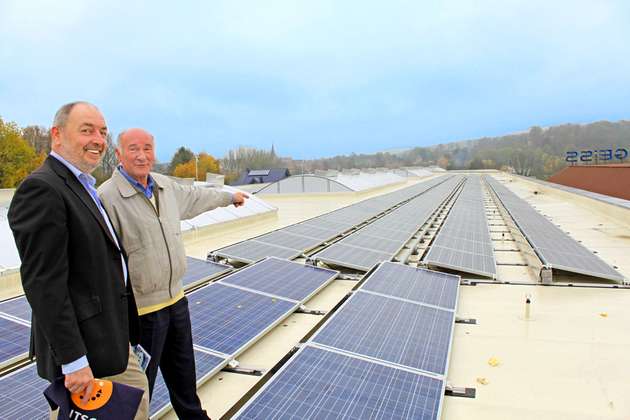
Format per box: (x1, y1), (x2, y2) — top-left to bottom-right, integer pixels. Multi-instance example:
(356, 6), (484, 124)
(50, 151), (96, 186)
(117, 165), (155, 199)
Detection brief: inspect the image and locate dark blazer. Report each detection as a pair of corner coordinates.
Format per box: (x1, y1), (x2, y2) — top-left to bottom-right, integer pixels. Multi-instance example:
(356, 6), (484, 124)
(8, 156), (139, 381)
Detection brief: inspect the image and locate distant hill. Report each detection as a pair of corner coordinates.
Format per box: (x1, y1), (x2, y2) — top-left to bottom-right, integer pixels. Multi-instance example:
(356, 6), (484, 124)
(451, 120), (630, 177)
(378, 147), (413, 156)
(303, 120), (630, 179)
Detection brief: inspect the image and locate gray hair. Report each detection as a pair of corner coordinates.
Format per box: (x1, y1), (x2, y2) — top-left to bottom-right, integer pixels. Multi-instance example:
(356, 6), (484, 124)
(52, 101), (96, 128)
(117, 128), (154, 147)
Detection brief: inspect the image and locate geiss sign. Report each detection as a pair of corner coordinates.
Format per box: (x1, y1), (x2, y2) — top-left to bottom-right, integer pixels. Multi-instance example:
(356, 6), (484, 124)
(566, 147), (629, 163)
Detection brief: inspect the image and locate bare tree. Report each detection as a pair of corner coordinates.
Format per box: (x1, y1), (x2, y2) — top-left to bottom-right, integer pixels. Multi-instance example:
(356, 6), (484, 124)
(22, 125), (51, 155)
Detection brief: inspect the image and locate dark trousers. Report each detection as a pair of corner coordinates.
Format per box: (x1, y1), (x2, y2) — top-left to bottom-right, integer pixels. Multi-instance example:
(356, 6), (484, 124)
(140, 296), (209, 420)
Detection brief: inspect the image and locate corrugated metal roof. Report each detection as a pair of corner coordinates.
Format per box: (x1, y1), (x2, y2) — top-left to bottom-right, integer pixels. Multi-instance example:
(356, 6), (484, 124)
(257, 172), (406, 194)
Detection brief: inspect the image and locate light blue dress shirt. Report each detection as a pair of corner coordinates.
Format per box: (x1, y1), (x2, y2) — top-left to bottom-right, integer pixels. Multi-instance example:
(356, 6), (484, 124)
(118, 166), (155, 199)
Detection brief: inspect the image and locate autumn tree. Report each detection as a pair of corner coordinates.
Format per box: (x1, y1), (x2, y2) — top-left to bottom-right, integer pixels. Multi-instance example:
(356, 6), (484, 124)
(169, 147), (194, 174)
(437, 156), (449, 169)
(173, 152), (220, 180)
(0, 117), (43, 187)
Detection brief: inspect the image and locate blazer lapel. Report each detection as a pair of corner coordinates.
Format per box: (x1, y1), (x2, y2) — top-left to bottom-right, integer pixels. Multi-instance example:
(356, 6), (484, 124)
(46, 157), (118, 247)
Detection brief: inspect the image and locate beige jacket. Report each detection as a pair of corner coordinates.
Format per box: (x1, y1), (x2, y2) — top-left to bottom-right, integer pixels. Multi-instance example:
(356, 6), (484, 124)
(98, 170), (233, 313)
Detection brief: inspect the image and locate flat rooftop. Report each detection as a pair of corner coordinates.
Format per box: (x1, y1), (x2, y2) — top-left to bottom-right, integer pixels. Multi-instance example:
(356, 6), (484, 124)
(2, 172), (629, 419)
(178, 173), (630, 419)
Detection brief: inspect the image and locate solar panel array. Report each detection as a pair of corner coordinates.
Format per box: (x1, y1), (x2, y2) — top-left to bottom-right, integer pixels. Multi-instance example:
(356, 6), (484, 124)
(236, 345), (444, 420)
(147, 258), (339, 417)
(0, 258), (336, 420)
(485, 176), (625, 282)
(315, 176), (463, 271)
(214, 176), (451, 263)
(188, 258), (338, 357)
(0, 349), (229, 420)
(423, 176), (497, 277)
(0, 364), (49, 419)
(0, 296), (31, 368)
(0, 316), (30, 368)
(0, 177), (475, 418)
(0, 296), (31, 323)
(0, 257), (230, 370)
(236, 262), (460, 419)
(311, 263), (459, 376)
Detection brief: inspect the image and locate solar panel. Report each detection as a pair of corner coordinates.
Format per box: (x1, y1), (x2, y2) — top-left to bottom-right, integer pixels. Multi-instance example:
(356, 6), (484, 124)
(485, 176), (625, 282)
(358, 224), (412, 239)
(282, 223), (339, 240)
(315, 244), (392, 271)
(254, 230), (322, 251)
(214, 240), (301, 264)
(423, 176), (497, 278)
(182, 256), (232, 289)
(316, 176), (463, 271)
(362, 262), (460, 310)
(212, 176), (451, 264)
(311, 292), (455, 375)
(248, 169), (270, 176)
(425, 245), (496, 276)
(341, 233), (405, 253)
(235, 345), (445, 420)
(150, 349), (227, 418)
(0, 296), (31, 323)
(0, 364), (50, 419)
(318, 211), (367, 225)
(0, 316), (30, 367)
(301, 218), (356, 233)
(220, 257), (338, 302)
(188, 283), (297, 355)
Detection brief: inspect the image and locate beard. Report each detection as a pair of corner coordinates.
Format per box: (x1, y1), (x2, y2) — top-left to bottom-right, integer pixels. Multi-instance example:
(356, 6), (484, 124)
(56, 142), (105, 173)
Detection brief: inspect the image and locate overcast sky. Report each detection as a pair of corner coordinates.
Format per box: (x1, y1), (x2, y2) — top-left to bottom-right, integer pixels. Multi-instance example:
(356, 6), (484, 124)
(1, 1), (629, 161)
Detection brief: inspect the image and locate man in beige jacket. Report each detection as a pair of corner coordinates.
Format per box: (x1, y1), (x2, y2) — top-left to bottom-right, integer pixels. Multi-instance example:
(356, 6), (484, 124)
(98, 128), (247, 419)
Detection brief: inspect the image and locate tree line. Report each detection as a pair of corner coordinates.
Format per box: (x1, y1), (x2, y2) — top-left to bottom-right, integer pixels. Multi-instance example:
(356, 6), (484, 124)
(3, 116), (629, 188)
(0, 115), (283, 187)
(296, 120), (630, 179)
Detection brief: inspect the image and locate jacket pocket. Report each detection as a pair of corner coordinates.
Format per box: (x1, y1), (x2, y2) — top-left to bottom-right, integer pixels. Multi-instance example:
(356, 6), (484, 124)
(128, 247), (159, 294)
(75, 296), (102, 322)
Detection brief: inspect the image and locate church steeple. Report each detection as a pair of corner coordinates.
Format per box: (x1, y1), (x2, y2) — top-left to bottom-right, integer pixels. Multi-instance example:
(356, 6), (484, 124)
(271, 142), (276, 157)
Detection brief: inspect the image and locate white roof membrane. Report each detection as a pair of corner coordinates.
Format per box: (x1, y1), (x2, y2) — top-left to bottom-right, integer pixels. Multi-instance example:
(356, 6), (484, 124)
(0, 207), (21, 272)
(181, 184), (277, 232)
